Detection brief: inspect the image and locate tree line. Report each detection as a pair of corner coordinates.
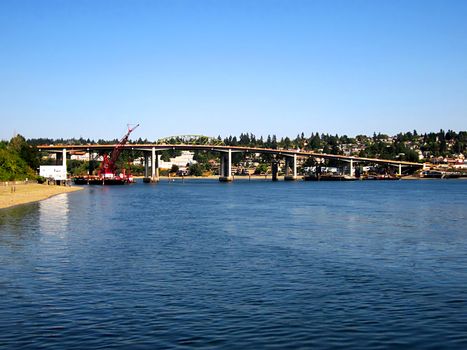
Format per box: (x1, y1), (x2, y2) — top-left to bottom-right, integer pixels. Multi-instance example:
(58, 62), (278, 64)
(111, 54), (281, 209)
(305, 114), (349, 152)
(1, 130), (465, 180)
(0, 135), (39, 181)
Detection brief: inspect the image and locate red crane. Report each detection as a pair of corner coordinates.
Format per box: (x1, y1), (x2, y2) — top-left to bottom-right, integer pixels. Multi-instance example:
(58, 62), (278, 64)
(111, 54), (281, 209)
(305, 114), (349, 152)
(99, 124), (139, 179)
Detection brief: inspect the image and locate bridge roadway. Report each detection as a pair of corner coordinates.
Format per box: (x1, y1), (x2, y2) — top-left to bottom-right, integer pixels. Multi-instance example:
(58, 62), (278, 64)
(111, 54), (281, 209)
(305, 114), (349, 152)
(38, 144), (423, 181)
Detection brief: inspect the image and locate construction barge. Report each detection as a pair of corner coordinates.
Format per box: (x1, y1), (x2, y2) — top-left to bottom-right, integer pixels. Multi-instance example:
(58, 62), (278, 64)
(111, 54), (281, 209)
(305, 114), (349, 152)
(73, 174), (135, 185)
(73, 124), (139, 186)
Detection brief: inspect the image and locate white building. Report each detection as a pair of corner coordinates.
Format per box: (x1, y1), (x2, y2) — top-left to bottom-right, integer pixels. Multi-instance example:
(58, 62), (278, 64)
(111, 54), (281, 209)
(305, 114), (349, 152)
(158, 151), (197, 170)
(70, 152), (103, 161)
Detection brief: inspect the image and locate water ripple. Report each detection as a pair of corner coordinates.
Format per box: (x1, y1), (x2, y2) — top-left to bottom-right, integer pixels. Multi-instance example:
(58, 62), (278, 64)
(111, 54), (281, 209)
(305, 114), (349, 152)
(0, 180), (466, 349)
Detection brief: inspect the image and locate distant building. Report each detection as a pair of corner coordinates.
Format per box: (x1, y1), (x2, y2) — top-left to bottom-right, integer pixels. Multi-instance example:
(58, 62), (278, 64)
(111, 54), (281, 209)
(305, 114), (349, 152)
(159, 151), (197, 170)
(70, 151), (103, 161)
(45, 151), (103, 162)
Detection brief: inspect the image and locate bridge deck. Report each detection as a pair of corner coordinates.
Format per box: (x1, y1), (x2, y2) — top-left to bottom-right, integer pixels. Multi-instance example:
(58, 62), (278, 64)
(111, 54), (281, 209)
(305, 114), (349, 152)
(37, 144), (423, 167)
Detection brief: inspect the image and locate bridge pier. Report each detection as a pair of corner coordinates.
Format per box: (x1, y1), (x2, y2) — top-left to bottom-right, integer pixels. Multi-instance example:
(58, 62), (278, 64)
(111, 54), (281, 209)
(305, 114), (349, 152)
(284, 154), (298, 181)
(155, 152), (160, 179)
(142, 153), (151, 182)
(271, 160), (278, 181)
(88, 149), (92, 175)
(62, 148), (67, 169)
(144, 153), (149, 178)
(53, 148), (68, 184)
(56, 148), (67, 168)
(387, 163), (403, 177)
(350, 158), (354, 177)
(151, 147), (159, 182)
(219, 149), (233, 182)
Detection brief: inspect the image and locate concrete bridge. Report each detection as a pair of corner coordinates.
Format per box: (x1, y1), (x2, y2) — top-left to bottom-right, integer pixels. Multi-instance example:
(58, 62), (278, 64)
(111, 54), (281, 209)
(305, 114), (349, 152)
(38, 144), (424, 182)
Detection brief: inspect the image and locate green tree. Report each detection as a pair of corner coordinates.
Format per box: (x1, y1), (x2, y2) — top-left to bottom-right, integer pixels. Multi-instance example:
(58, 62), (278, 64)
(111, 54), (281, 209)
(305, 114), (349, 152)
(188, 163), (204, 176)
(254, 163), (269, 174)
(0, 138), (36, 181)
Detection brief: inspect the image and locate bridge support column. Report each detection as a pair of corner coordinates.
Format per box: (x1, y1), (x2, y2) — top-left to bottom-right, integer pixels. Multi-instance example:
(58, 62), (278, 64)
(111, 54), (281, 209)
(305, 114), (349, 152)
(143, 153), (151, 183)
(398, 163), (402, 176)
(272, 160), (278, 181)
(349, 158), (354, 177)
(155, 152), (160, 179)
(284, 154), (298, 181)
(88, 149), (92, 175)
(293, 154), (297, 178)
(62, 148), (66, 168)
(57, 148), (67, 185)
(56, 150), (62, 165)
(151, 147), (159, 182)
(144, 153), (148, 178)
(219, 149), (233, 182)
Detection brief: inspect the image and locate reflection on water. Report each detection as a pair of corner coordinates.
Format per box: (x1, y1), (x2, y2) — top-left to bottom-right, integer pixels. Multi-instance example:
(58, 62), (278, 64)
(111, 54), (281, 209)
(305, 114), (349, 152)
(0, 202), (40, 248)
(39, 193), (69, 239)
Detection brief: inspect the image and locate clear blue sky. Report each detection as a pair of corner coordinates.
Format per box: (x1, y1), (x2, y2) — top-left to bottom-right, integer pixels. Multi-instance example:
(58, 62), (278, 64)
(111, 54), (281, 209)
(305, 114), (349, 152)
(1, 0), (466, 141)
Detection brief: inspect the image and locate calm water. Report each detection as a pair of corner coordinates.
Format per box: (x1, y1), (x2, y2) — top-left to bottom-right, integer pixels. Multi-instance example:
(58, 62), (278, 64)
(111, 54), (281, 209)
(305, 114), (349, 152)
(1, 179), (466, 349)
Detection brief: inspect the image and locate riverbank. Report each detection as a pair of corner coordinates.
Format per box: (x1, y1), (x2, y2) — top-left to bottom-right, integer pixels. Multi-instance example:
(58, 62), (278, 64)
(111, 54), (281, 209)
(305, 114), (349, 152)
(160, 175), (273, 181)
(146, 175), (466, 181)
(138, 175), (294, 181)
(0, 183), (82, 210)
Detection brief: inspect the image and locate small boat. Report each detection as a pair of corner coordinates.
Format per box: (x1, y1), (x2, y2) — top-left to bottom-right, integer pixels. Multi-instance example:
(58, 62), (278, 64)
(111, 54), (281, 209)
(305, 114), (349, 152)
(420, 170), (443, 178)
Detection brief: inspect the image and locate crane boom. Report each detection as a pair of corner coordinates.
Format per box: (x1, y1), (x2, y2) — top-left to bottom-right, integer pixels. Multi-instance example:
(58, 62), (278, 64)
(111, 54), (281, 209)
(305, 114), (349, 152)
(99, 124), (139, 176)
(108, 124), (139, 170)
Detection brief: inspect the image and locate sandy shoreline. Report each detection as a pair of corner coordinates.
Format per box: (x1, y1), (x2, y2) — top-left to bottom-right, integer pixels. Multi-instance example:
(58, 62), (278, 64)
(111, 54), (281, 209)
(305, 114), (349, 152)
(0, 183), (82, 210)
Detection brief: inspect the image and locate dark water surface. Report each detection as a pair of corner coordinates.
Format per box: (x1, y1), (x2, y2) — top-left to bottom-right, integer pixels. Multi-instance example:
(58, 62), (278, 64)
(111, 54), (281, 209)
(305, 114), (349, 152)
(1, 180), (466, 349)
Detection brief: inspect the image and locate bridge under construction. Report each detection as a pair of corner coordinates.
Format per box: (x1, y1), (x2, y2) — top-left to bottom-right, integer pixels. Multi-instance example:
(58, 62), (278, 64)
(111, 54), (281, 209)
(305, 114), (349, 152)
(38, 143), (424, 182)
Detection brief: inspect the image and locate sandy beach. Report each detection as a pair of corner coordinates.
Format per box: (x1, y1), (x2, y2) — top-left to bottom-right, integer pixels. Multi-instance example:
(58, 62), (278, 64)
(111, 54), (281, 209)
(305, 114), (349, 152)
(0, 183), (82, 210)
